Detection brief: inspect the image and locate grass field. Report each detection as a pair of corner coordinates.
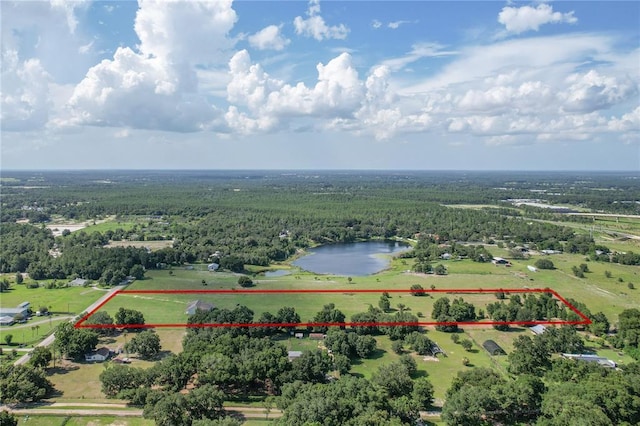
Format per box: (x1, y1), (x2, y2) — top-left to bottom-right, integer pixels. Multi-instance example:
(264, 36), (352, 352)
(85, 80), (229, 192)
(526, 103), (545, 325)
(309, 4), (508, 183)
(0, 281), (106, 314)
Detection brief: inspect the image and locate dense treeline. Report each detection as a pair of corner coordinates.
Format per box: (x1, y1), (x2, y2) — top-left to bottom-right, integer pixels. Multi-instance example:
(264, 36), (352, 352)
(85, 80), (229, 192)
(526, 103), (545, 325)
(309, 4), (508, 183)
(1, 171), (638, 280)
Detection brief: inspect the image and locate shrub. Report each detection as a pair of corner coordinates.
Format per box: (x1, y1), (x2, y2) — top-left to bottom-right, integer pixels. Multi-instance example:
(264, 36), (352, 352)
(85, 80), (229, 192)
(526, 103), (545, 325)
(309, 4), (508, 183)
(534, 259), (554, 270)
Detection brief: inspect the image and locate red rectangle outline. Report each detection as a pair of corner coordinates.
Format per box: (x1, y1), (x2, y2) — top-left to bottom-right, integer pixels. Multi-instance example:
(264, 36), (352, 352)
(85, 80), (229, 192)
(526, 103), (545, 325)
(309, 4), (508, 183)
(74, 288), (591, 329)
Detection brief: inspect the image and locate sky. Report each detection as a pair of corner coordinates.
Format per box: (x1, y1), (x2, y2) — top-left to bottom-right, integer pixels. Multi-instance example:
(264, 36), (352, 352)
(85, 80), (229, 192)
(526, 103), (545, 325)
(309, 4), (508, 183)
(1, 0), (639, 171)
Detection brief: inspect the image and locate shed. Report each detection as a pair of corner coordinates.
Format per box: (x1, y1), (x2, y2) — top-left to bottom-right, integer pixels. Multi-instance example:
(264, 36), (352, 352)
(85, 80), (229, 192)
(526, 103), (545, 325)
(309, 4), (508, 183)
(309, 333), (325, 340)
(482, 340), (506, 355)
(530, 325), (547, 335)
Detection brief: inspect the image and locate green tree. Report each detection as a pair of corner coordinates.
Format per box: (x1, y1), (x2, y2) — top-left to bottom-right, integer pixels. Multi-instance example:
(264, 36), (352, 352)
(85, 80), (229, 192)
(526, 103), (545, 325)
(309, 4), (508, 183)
(412, 377), (434, 410)
(432, 297), (450, 319)
(0, 278), (9, 292)
(535, 259), (555, 270)
(0, 410), (17, 426)
(460, 339), (473, 351)
(115, 308), (145, 326)
(125, 330), (161, 360)
(372, 362), (413, 397)
(54, 322), (99, 361)
(410, 284), (424, 296)
(15, 273), (23, 284)
(0, 363), (54, 403)
(4, 334), (13, 345)
(129, 264), (145, 280)
(508, 335), (551, 375)
(29, 347), (52, 369)
(99, 365), (148, 397)
(237, 275), (253, 287)
(378, 295), (391, 312)
(84, 311), (114, 335)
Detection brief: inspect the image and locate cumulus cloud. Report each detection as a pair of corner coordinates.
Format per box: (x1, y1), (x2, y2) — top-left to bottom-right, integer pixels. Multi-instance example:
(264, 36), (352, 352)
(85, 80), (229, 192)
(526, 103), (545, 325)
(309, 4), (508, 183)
(225, 50), (370, 133)
(293, 0), (349, 41)
(560, 70), (638, 113)
(248, 25), (290, 51)
(371, 19), (382, 29)
(498, 3), (577, 34)
(134, 0), (237, 65)
(1, 50), (52, 131)
(67, 0), (237, 132)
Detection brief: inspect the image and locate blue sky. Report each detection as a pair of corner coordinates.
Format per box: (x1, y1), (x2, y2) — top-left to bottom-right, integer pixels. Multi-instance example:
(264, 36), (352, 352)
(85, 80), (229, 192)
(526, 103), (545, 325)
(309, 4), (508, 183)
(1, 1), (639, 170)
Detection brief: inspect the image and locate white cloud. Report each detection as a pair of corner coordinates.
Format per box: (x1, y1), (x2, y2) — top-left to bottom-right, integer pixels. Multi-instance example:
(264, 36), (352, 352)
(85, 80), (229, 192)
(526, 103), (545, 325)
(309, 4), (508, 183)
(248, 25), (290, 51)
(560, 70), (638, 113)
(381, 42), (458, 72)
(293, 0), (349, 41)
(134, 0), (237, 65)
(371, 19), (382, 29)
(66, 0), (238, 132)
(498, 3), (577, 35)
(1, 50), (52, 131)
(388, 20), (414, 29)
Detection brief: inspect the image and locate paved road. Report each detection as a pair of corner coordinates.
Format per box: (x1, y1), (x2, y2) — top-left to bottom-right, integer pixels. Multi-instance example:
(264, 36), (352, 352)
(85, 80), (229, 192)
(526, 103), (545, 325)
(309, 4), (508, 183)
(13, 285), (127, 366)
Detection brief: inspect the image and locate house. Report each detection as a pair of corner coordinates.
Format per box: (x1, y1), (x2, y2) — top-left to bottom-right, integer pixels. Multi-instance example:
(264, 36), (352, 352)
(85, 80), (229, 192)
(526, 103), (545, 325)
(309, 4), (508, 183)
(207, 263), (219, 272)
(186, 300), (215, 315)
(562, 353), (617, 368)
(287, 351), (303, 361)
(0, 302), (30, 319)
(0, 316), (15, 326)
(85, 347), (111, 362)
(309, 333), (325, 340)
(530, 325), (547, 335)
(482, 340), (506, 356)
(294, 333), (304, 339)
(68, 278), (87, 287)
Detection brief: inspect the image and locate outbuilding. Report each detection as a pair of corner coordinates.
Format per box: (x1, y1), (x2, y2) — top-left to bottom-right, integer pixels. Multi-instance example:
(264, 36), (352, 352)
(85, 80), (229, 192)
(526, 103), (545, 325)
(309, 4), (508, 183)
(482, 340), (506, 355)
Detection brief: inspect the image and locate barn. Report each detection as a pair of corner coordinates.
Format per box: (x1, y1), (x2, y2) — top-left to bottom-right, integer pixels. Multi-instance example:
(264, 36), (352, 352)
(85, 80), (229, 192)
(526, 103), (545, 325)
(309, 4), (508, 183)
(482, 340), (506, 355)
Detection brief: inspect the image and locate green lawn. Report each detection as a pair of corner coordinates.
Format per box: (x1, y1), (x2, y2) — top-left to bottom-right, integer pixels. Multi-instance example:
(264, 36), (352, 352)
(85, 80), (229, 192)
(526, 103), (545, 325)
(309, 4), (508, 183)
(0, 281), (105, 315)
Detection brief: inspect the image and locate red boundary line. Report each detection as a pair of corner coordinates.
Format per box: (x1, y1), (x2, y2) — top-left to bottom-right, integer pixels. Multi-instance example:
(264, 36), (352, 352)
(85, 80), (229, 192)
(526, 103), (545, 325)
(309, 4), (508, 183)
(74, 288), (591, 329)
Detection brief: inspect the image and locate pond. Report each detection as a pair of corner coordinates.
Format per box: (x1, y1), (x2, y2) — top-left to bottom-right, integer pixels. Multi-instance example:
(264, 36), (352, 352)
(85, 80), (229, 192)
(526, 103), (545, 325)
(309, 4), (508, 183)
(292, 240), (411, 276)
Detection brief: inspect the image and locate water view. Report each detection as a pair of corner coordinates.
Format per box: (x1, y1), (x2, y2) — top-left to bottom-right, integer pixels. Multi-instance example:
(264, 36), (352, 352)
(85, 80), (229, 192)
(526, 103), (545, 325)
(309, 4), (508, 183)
(292, 240), (411, 276)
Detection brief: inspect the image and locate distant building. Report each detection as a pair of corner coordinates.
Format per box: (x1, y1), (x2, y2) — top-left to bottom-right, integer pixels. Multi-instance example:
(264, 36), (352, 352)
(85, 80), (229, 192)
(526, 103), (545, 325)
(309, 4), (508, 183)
(0, 302), (30, 319)
(441, 253), (452, 260)
(186, 300), (215, 315)
(540, 249), (561, 255)
(530, 325), (547, 335)
(0, 316), (15, 326)
(207, 263), (219, 272)
(68, 278), (88, 287)
(309, 333), (325, 340)
(85, 347), (111, 362)
(492, 257), (511, 266)
(562, 353), (617, 368)
(482, 340), (506, 356)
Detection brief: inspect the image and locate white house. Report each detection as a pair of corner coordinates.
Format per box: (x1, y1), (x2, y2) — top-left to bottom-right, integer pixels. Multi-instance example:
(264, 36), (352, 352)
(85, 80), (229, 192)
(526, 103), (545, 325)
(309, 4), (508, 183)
(207, 263), (219, 272)
(85, 347), (111, 362)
